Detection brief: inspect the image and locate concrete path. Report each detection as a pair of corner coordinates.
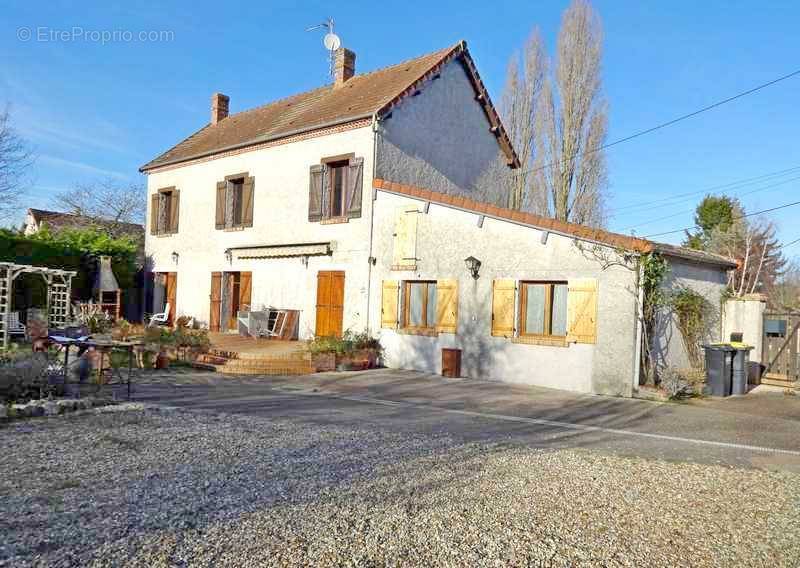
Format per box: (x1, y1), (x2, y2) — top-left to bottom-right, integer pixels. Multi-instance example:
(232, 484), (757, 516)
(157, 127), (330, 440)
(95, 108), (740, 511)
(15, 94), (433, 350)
(132, 368), (800, 472)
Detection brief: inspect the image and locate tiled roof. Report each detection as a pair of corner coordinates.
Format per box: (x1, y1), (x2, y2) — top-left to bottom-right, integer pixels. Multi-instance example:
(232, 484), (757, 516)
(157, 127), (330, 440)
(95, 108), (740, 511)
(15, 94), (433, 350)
(140, 41), (518, 172)
(373, 179), (738, 268)
(27, 208), (144, 238)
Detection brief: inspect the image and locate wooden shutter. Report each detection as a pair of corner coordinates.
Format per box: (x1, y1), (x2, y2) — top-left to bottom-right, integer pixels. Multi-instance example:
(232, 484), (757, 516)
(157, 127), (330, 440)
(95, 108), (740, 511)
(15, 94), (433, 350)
(209, 272), (222, 332)
(491, 279), (517, 337)
(150, 193), (159, 235)
(345, 157), (364, 219)
(215, 181), (226, 229)
(308, 165), (324, 221)
(169, 190), (180, 233)
(567, 278), (598, 344)
(241, 177), (255, 227)
(435, 279), (458, 334)
(392, 206), (419, 268)
(239, 272), (252, 310)
(381, 280), (399, 329)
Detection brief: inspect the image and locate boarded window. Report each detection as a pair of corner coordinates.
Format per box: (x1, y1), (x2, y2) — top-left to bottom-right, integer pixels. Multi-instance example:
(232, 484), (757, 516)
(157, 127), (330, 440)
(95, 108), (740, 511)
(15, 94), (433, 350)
(519, 282), (568, 338)
(392, 206), (419, 270)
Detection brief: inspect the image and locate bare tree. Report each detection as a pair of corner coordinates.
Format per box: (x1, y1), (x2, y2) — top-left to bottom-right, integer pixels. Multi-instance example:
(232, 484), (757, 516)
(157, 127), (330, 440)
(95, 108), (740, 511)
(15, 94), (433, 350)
(533, 0), (609, 226)
(54, 178), (146, 235)
(499, 29), (546, 210)
(0, 106), (33, 220)
(709, 213), (785, 298)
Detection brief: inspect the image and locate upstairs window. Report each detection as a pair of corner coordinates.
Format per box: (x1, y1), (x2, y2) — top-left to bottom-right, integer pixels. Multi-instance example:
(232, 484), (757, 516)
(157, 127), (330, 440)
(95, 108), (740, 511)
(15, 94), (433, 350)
(308, 155), (364, 222)
(150, 187), (180, 235)
(216, 173), (254, 230)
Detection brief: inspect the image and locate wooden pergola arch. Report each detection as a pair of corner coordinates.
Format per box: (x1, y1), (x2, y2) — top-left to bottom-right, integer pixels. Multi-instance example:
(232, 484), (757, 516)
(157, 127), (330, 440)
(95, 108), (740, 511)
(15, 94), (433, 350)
(0, 262), (76, 349)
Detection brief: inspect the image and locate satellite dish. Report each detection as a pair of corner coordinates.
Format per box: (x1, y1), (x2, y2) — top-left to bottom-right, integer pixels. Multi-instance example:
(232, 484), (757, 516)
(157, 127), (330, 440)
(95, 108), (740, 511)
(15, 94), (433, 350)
(323, 32), (341, 51)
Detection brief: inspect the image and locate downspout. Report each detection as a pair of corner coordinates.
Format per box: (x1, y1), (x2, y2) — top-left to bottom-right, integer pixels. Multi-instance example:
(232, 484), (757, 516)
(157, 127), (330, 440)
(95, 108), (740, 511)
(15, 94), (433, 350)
(632, 255), (645, 395)
(364, 112), (379, 331)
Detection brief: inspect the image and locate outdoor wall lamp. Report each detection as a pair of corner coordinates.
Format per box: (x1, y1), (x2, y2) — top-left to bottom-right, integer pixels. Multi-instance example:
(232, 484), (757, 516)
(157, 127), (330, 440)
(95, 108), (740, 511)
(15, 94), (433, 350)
(224, 248), (232, 264)
(171, 251), (179, 264)
(464, 256), (482, 280)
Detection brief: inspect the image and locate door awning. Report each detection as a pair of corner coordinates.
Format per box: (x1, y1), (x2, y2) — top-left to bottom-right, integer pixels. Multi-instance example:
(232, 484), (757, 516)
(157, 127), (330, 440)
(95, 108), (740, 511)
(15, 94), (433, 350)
(230, 242), (332, 260)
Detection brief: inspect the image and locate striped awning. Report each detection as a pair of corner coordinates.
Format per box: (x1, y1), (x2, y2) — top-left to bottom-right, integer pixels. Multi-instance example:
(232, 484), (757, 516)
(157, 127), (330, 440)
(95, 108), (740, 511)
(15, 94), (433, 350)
(232, 242), (332, 260)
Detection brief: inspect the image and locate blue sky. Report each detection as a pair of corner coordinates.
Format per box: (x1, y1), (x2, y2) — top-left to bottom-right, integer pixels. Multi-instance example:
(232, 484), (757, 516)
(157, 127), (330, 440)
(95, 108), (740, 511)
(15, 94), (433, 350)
(2, 1), (799, 254)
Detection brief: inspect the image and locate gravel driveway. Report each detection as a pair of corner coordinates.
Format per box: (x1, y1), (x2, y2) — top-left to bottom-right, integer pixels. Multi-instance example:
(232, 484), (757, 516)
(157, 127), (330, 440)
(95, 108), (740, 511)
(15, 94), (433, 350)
(2, 405), (799, 567)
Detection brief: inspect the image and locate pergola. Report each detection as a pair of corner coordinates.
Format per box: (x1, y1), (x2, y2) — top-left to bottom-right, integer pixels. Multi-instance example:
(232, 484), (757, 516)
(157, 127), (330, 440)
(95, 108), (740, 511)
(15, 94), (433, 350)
(0, 262), (76, 349)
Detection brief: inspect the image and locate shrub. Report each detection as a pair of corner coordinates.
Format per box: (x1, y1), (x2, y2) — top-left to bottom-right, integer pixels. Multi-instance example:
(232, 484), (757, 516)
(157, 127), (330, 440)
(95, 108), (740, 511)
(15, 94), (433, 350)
(660, 366), (694, 400)
(73, 302), (112, 333)
(309, 330), (382, 356)
(0, 352), (52, 403)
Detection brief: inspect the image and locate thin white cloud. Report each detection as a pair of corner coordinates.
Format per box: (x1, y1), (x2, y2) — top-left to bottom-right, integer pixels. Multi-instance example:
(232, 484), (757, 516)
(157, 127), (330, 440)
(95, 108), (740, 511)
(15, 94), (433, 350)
(39, 155), (129, 179)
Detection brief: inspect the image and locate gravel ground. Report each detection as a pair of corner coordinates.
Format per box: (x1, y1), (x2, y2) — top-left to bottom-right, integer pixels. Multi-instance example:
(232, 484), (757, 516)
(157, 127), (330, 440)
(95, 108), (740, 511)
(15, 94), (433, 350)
(1, 406), (799, 567)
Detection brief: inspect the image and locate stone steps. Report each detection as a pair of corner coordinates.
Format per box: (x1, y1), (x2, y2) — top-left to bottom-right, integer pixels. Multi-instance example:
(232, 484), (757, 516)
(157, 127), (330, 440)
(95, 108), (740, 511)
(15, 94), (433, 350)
(192, 347), (313, 376)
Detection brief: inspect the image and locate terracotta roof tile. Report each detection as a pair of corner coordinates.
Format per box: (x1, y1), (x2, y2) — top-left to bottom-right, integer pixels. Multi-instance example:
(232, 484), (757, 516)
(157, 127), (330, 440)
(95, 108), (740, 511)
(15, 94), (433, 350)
(373, 178), (657, 254)
(141, 42), (519, 172)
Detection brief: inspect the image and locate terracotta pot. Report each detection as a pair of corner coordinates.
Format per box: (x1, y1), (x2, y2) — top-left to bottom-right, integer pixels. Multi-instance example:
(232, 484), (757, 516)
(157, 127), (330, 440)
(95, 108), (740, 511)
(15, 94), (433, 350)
(155, 351), (170, 369)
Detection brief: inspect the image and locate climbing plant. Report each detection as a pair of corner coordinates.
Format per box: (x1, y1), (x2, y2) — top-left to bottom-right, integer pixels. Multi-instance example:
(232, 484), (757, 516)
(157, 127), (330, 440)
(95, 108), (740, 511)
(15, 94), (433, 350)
(640, 252), (670, 385)
(670, 286), (712, 369)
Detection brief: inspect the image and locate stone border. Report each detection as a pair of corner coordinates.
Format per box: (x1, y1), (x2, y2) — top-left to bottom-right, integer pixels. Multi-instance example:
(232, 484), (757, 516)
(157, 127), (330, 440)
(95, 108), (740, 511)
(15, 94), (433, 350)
(1, 397), (118, 421)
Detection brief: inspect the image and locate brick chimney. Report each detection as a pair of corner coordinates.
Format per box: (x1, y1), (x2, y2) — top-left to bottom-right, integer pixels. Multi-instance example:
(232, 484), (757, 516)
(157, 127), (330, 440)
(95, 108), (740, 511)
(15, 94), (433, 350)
(333, 48), (356, 87)
(211, 92), (229, 125)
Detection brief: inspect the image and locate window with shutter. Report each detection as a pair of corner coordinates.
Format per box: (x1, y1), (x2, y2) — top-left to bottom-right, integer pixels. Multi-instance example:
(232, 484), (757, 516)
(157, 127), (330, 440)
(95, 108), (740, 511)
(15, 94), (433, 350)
(308, 165), (324, 221)
(435, 279), (458, 334)
(150, 194), (159, 235)
(518, 281), (568, 338)
(402, 281), (437, 332)
(169, 189), (180, 233)
(491, 279), (517, 337)
(345, 157), (364, 219)
(567, 278), (598, 344)
(381, 280), (399, 329)
(392, 206), (419, 270)
(216, 173), (253, 230)
(310, 154), (363, 223)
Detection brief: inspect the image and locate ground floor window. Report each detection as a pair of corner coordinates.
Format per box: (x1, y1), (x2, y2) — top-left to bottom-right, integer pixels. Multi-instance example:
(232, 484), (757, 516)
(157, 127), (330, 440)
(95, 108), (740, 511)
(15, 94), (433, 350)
(403, 280), (437, 331)
(520, 282), (568, 337)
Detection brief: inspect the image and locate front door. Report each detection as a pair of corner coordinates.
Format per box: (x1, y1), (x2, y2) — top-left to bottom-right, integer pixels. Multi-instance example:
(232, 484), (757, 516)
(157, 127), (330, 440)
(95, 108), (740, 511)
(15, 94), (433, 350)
(210, 272), (222, 332)
(210, 271), (252, 332)
(315, 270), (344, 338)
(165, 273), (177, 324)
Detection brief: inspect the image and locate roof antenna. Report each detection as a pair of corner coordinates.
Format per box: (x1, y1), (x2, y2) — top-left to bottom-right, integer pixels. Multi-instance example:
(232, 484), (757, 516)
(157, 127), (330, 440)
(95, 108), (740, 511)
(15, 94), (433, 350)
(306, 17), (341, 83)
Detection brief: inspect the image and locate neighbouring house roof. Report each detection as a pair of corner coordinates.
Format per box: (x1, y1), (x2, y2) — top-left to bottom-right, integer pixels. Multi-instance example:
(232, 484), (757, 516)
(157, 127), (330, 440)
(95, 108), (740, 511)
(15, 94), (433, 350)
(373, 178), (738, 269)
(140, 41), (519, 172)
(26, 208), (144, 240)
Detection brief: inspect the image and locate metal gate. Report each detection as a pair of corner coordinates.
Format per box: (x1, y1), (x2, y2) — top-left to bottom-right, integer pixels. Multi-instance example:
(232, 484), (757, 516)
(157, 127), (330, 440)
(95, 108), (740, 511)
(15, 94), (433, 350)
(762, 313), (800, 385)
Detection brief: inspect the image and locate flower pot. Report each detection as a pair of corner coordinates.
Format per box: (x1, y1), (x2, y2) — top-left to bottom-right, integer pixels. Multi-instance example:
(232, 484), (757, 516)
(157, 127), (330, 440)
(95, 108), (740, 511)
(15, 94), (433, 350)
(155, 351), (170, 369)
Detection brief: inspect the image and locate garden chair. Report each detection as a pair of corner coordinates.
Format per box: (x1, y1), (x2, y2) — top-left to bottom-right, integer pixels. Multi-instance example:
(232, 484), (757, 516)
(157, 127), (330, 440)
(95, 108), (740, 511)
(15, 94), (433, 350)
(148, 303), (171, 327)
(7, 311), (25, 337)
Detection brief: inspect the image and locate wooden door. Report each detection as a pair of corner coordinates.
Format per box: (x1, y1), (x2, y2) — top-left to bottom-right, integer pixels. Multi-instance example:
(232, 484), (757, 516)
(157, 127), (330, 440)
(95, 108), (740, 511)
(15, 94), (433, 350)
(209, 272), (222, 332)
(227, 272), (241, 330)
(239, 272), (252, 310)
(165, 272), (177, 324)
(315, 271), (345, 338)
